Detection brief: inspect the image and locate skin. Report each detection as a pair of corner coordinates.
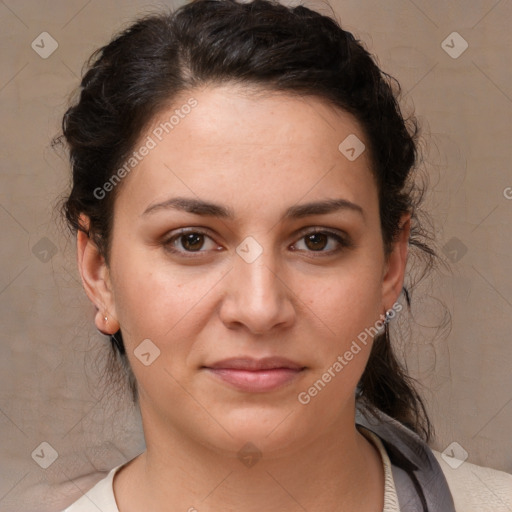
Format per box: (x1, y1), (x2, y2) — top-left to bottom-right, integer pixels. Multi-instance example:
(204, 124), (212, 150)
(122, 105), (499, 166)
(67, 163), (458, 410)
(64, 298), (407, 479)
(77, 84), (410, 511)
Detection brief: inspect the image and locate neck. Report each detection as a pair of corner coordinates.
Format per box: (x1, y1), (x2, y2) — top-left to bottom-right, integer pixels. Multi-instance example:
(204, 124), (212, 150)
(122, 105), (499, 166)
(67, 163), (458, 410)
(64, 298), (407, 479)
(115, 400), (384, 512)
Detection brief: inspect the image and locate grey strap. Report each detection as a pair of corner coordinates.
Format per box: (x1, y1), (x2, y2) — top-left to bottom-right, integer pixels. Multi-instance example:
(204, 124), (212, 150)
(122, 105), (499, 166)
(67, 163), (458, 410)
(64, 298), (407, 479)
(355, 402), (456, 512)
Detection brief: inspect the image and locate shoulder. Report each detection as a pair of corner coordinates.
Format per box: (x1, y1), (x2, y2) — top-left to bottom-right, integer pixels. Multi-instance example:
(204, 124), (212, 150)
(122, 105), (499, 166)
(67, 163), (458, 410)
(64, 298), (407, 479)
(60, 464), (123, 512)
(355, 401), (512, 511)
(432, 449), (512, 512)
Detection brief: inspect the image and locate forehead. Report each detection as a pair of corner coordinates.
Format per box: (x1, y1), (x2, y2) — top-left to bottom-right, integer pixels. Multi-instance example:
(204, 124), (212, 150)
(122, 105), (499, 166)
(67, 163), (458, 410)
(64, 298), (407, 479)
(113, 84), (378, 221)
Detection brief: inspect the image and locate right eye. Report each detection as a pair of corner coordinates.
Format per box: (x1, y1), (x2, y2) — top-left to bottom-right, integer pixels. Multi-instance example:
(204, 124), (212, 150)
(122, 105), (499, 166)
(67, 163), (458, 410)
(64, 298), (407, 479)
(162, 228), (221, 256)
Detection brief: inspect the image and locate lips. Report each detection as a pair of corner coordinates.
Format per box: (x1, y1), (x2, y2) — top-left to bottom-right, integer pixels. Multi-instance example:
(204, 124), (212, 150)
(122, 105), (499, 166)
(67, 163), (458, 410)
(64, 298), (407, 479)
(204, 357), (305, 371)
(202, 357), (306, 393)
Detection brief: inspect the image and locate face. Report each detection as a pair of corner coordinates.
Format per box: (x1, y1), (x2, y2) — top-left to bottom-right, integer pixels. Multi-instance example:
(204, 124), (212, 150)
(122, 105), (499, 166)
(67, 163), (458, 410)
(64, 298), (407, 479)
(79, 84), (408, 458)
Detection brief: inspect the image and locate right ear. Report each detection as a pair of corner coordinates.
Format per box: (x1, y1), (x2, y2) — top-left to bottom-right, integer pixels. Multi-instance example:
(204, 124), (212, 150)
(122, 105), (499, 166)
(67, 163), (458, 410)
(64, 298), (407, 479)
(76, 214), (120, 335)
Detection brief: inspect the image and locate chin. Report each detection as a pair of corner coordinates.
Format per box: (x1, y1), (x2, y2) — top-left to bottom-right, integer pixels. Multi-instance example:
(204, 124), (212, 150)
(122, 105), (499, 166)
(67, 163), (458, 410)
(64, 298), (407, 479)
(201, 407), (312, 457)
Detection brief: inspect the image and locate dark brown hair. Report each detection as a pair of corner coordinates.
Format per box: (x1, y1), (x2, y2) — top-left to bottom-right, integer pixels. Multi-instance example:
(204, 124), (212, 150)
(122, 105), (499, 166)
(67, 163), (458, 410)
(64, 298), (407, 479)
(55, 0), (435, 442)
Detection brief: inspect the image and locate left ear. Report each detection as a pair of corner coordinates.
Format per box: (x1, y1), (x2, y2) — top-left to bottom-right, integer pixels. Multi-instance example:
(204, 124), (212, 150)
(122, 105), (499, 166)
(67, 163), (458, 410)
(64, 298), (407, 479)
(381, 213), (411, 309)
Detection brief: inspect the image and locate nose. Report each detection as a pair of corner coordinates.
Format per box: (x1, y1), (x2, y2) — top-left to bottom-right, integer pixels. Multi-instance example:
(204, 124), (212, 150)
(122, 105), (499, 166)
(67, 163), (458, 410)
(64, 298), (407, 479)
(219, 245), (296, 335)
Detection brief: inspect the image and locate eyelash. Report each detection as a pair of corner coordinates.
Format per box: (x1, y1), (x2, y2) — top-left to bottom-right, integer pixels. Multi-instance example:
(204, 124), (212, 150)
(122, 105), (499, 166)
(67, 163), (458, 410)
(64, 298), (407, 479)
(161, 227), (352, 258)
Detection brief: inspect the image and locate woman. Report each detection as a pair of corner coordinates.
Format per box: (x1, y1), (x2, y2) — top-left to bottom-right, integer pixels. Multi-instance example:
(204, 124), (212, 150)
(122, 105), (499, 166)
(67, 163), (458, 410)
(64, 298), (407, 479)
(55, 0), (512, 510)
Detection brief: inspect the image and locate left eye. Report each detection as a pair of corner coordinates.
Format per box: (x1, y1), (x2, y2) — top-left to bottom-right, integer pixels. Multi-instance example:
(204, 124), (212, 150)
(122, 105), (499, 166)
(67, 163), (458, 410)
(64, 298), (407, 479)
(291, 230), (347, 253)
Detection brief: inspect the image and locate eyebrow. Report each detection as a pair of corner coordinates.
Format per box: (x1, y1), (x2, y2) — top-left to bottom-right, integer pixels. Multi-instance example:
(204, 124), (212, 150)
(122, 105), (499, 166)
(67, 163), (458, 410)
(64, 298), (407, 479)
(142, 196), (364, 220)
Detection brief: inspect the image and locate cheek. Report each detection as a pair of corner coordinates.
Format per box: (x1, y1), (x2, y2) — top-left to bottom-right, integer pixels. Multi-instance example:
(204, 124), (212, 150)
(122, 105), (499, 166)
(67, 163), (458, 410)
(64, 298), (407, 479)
(301, 268), (383, 370)
(110, 259), (221, 399)
(110, 251), (224, 348)
(293, 272), (383, 406)
(300, 264), (383, 336)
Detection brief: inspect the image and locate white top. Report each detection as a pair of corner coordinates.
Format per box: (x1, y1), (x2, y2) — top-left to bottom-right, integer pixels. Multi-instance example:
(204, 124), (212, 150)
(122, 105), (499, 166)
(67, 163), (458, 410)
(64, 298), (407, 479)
(61, 430), (512, 512)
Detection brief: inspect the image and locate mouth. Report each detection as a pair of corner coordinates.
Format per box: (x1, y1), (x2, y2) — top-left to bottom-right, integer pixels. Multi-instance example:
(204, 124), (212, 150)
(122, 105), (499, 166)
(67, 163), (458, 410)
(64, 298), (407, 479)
(202, 357), (307, 393)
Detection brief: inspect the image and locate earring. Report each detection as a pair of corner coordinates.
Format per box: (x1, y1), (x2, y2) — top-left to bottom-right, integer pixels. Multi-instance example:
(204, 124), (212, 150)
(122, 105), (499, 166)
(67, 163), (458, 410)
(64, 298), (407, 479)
(96, 313), (109, 336)
(384, 308), (395, 325)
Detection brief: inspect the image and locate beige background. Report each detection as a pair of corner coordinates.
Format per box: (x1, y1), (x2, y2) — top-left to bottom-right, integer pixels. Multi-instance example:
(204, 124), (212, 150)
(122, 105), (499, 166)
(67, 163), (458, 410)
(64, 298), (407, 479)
(1, 0), (511, 510)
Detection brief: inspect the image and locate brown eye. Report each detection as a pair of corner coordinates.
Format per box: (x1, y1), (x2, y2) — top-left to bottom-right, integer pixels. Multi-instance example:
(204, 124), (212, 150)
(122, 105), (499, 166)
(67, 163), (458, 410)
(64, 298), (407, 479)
(291, 229), (351, 255)
(180, 233), (205, 251)
(304, 232), (329, 251)
(163, 229), (218, 255)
